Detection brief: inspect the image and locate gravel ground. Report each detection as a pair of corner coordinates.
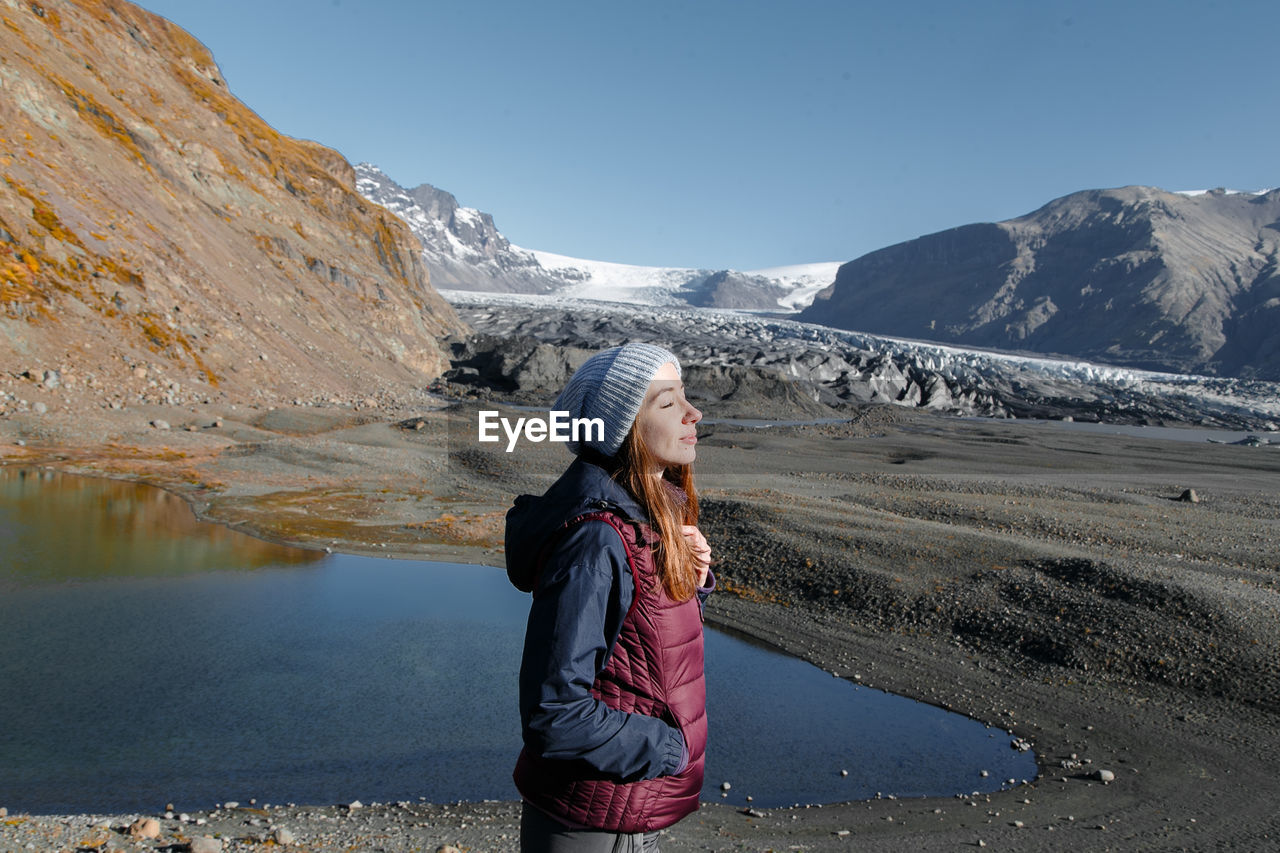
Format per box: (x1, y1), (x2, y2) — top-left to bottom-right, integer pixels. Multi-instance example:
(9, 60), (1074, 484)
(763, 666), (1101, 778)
(2, 399), (1278, 852)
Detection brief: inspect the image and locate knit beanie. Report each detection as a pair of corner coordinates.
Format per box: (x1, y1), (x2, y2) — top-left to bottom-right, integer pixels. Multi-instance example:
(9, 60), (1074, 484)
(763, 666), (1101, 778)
(553, 342), (681, 457)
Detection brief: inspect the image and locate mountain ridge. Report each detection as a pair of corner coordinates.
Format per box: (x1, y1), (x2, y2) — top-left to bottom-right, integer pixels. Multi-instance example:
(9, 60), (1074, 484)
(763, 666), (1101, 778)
(355, 163), (839, 311)
(800, 185), (1280, 379)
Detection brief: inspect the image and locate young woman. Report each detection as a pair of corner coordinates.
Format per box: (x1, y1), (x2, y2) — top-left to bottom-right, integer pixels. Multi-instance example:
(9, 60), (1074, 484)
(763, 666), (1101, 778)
(505, 342), (713, 853)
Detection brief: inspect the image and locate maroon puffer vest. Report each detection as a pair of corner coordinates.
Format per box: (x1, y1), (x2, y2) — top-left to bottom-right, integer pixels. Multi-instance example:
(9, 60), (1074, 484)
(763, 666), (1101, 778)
(513, 511), (707, 833)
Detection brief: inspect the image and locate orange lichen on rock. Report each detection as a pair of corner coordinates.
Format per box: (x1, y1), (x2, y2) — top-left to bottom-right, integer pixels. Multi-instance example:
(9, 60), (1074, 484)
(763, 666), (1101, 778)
(1, 245), (42, 304)
(48, 73), (152, 168)
(29, 199), (89, 252)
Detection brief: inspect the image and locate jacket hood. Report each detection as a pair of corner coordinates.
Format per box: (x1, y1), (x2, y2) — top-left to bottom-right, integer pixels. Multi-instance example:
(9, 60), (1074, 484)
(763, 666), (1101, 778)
(505, 456), (645, 593)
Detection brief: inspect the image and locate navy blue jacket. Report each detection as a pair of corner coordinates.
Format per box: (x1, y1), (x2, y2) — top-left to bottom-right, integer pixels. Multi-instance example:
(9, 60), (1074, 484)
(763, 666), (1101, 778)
(506, 457), (710, 781)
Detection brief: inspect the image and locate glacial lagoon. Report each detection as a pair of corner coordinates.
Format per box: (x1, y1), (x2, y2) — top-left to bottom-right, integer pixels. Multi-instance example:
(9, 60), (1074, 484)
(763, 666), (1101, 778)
(0, 467), (1036, 814)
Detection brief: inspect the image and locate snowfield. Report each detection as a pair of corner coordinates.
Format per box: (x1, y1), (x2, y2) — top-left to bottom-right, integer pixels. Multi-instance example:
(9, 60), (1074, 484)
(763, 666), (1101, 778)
(525, 249), (841, 310)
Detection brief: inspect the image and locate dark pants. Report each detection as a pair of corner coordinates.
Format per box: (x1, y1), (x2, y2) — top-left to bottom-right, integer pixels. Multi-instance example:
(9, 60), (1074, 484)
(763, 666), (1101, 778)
(520, 802), (661, 853)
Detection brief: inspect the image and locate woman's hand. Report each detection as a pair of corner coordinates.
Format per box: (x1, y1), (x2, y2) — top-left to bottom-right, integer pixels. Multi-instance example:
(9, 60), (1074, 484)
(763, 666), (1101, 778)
(682, 525), (712, 586)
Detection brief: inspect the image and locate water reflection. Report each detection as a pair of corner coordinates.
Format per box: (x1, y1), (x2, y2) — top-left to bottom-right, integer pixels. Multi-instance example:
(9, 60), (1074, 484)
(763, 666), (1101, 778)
(0, 467), (319, 585)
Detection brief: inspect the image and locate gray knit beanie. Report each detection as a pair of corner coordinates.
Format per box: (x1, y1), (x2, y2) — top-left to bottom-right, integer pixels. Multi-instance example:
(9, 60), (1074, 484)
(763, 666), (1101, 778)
(553, 342), (681, 457)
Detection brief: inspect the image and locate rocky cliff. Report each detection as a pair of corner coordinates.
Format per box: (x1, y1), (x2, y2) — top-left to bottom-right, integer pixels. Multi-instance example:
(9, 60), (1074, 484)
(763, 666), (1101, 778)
(800, 187), (1280, 379)
(0, 0), (466, 414)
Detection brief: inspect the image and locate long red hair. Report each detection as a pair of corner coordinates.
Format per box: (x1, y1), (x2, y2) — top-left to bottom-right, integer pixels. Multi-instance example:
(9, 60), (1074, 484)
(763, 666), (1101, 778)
(615, 425), (700, 602)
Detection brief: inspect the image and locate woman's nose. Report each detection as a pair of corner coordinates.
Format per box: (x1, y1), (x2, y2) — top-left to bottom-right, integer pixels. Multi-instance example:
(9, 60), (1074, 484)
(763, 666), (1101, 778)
(685, 403), (702, 423)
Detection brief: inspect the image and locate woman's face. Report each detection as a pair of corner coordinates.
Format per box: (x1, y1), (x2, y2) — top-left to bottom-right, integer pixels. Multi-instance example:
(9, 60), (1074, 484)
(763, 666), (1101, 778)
(636, 361), (702, 474)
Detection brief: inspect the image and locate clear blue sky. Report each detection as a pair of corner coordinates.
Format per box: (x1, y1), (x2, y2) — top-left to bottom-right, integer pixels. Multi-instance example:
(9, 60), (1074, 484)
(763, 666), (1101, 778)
(135, 0), (1277, 271)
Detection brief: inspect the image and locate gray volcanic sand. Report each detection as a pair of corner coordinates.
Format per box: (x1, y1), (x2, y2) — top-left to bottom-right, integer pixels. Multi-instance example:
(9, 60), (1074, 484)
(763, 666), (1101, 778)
(1, 401), (1278, 851)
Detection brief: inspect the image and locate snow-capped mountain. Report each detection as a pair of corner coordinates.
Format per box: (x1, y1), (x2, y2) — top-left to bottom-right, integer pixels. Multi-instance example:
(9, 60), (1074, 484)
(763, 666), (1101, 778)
(354, 164), (562, 294)
(354, 164), (837, 312)
(530, 249), (840, 310)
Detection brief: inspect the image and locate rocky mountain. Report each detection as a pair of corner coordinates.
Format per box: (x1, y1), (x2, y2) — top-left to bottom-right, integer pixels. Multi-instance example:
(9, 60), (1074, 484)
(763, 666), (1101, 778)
(354, 164), (838, 311)
(800, 187), (1280, 380)
(1, 0), (465, 414)
(355, 163), (566, 295)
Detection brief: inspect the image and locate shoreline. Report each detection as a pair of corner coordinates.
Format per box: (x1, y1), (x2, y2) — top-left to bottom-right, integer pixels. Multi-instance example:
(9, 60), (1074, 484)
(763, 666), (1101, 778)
(2, 400), (1278, 850)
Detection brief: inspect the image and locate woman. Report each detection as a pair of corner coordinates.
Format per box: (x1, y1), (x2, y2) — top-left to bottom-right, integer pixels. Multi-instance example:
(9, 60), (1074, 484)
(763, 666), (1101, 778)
(505, 342), (713, 853)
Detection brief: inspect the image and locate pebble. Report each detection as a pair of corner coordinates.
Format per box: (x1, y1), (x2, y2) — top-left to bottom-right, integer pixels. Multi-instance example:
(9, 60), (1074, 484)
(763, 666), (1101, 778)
(1093, 769), (1116, 783)
(127, 817), (159, 839)
(150, 419), (170, 430)
(720, 782), (731, 791)
(274, 827), (296, 845)
(189, 837), (222, 853)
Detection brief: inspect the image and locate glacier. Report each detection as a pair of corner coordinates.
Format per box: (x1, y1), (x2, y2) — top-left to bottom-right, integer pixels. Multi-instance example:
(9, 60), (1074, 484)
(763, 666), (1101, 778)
(442, 290), (1280, 436)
